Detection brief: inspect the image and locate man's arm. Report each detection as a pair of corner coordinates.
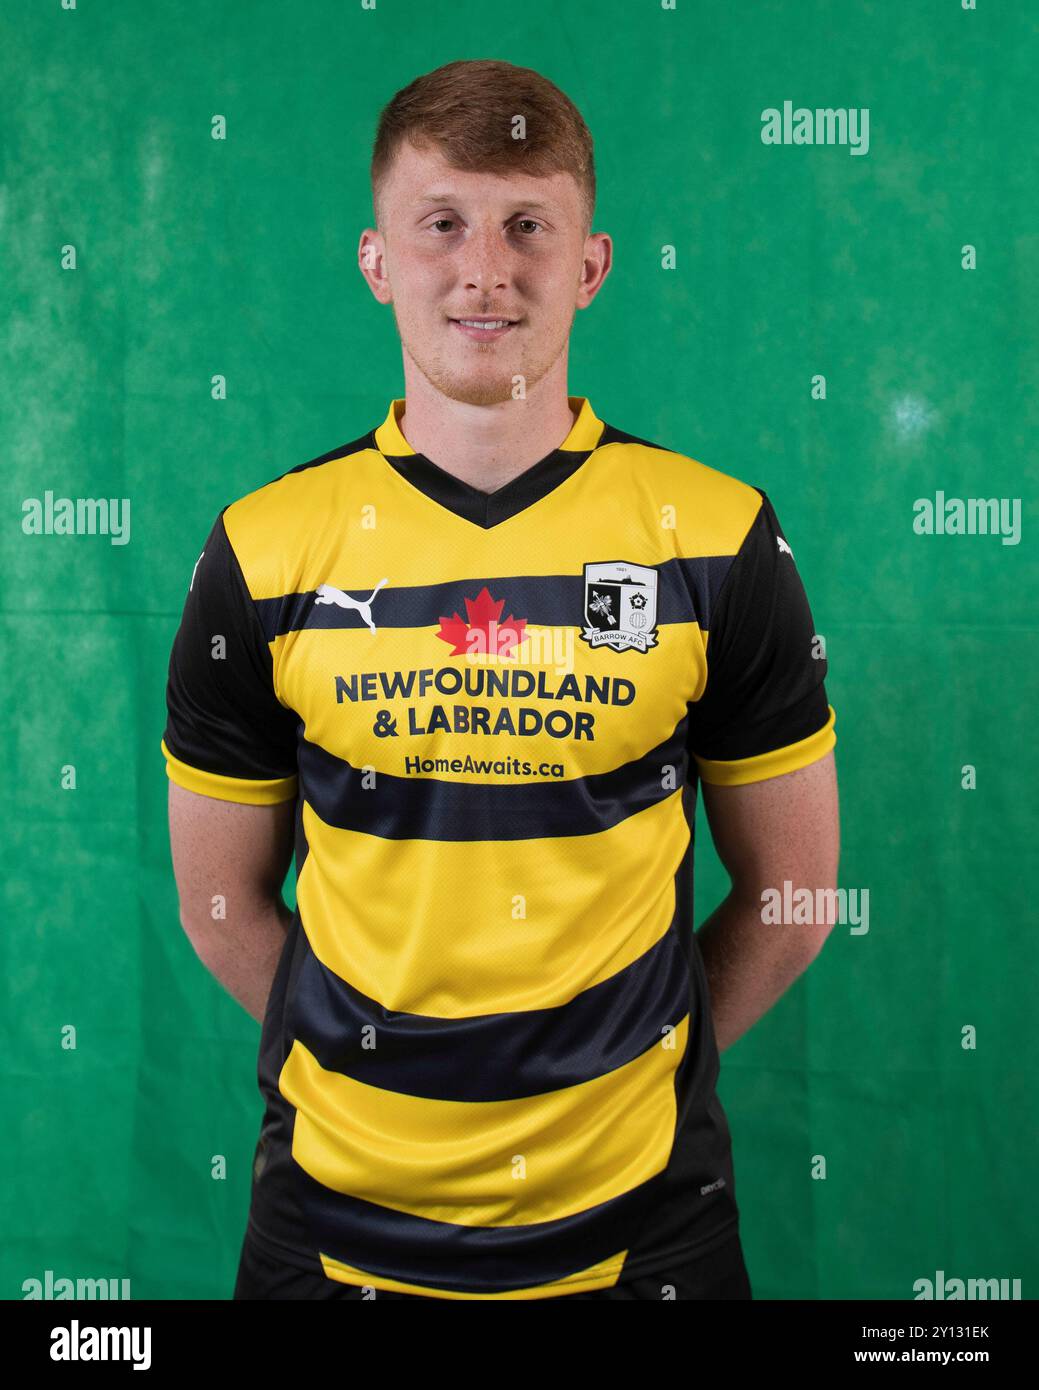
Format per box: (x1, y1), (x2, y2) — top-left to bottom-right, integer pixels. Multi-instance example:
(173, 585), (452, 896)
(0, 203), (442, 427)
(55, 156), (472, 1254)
(696, 750), (840, 1052)
(168, 782), (296, 1024)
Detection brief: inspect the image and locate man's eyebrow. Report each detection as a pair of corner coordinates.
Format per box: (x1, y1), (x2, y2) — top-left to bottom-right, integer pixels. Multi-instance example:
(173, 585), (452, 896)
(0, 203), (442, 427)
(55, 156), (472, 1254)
(414, 193), (556, 212)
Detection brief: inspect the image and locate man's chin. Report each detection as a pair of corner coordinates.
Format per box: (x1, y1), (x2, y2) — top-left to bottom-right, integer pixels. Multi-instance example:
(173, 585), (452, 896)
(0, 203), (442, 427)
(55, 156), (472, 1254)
(424, 371), (528, 409)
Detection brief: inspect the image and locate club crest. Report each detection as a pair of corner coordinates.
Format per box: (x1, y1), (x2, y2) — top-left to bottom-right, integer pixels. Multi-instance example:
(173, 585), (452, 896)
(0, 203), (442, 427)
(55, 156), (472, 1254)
(580, 561), (659, 653)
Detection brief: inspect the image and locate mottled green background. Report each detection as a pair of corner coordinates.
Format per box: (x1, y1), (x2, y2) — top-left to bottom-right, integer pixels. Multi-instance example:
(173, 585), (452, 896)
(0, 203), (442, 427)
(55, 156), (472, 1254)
(2, 0), (1036, 1300)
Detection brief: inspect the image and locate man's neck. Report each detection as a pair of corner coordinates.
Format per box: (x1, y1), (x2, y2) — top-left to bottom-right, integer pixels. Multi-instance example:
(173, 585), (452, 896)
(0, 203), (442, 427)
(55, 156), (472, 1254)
(397, 373), (577, 494)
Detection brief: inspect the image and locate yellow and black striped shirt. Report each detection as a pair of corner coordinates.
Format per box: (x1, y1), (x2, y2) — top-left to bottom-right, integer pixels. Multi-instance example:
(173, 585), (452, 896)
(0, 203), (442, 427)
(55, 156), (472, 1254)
(161, 395), (836, 1298)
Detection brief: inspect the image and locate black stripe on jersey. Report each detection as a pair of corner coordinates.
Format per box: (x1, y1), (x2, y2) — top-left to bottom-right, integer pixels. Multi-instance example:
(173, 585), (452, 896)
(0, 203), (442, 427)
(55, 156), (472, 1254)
(292, 1160), (668, 1294)
(252, 554), (735, 641)
(286, 916), (689, 1102)
(296, 716), (689, 841)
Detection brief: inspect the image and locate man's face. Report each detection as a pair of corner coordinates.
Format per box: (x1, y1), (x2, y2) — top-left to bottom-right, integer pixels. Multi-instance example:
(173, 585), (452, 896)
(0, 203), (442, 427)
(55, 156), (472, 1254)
(360, 139), (611, 407)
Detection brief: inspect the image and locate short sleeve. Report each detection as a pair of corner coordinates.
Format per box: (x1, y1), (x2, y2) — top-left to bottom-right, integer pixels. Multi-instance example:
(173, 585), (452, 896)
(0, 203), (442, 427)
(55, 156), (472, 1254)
(688, 488), (836, 787)
(160, 509), (300, 804)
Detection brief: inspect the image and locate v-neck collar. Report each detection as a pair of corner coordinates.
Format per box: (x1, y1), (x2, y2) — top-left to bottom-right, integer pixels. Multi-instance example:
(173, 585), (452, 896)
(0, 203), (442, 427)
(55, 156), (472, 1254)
(372, 395), (605, 529)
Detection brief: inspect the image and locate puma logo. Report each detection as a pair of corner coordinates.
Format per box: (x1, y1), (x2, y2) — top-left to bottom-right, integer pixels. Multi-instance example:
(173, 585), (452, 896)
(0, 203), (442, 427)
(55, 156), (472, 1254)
(777, 537), (794, 558)
(314, 579), (388, 634)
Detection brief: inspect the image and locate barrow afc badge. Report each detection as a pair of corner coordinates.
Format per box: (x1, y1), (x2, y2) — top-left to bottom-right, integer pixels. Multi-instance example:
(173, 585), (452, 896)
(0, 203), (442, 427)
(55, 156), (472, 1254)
(580, 561), (659, 653)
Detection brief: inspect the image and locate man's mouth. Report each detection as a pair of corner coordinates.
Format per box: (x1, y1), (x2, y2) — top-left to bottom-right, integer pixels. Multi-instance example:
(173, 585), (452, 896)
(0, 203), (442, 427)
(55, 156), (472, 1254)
(448, 316), (520, 340)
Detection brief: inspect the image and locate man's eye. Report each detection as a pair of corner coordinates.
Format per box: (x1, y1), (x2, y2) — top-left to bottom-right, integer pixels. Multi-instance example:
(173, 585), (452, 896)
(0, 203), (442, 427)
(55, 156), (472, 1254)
(427, 217), (542, 235)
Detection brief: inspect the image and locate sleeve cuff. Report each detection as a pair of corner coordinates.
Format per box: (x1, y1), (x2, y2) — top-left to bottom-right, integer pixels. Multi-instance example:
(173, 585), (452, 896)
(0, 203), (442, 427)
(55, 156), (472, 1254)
(160, 737), (298, 805)
(694, 704), (836, 787)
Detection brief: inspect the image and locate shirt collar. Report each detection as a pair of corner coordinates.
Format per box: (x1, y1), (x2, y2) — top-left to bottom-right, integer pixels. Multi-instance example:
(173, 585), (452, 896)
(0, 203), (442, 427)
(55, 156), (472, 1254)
(371, 396), (605, 530)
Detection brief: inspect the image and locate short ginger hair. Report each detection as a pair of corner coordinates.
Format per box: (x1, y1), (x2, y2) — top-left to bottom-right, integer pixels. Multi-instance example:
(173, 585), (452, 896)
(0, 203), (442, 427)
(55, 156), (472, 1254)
(370, 59), (596, 235)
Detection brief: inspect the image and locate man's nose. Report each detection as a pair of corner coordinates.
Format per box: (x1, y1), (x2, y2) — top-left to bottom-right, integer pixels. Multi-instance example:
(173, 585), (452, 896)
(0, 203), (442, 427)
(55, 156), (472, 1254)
(458, 225), (511, 292)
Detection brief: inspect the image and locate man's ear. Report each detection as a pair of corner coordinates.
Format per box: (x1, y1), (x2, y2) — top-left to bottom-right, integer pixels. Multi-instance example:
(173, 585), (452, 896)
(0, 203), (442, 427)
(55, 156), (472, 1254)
(358, 229), (393, 305)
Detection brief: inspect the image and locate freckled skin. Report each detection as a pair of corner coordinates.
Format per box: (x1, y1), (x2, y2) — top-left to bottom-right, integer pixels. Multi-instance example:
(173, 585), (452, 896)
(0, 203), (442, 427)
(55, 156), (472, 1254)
(697, 752), (841, 1052)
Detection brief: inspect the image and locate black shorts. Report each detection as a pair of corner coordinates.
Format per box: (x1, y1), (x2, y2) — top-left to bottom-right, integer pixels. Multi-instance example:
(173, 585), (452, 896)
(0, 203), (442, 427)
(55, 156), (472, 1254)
(233, 1223), (752, 1301)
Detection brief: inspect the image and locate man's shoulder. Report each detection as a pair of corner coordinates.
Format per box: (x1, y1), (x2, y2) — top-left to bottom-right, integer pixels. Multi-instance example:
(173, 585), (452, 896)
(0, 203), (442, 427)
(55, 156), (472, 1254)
(225, 428), (379, 528)
(215, 428), (382, 585)
(595, 418), (765, 550)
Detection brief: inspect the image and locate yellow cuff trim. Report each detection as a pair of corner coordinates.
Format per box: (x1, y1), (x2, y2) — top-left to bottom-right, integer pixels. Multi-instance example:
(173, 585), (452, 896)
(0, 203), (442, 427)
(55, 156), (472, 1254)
(695, 704), (836, 787)
(160, 737), (298, 805)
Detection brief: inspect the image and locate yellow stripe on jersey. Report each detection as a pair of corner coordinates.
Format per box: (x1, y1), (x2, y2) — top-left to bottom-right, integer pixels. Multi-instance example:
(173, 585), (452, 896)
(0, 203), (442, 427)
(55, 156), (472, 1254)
(296, 791), (686, 1016)
(281, 1014), (689, 1228)
(276, 624), (706, 777)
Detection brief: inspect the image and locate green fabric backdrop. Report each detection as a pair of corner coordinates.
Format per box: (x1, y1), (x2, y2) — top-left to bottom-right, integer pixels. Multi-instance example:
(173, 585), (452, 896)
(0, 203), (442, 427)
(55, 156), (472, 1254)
(3, 0), (1035, 1300)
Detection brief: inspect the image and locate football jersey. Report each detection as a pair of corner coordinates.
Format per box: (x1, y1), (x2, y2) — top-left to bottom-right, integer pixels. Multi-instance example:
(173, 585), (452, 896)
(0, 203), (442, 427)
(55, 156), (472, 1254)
(161, 394), (837, 1299)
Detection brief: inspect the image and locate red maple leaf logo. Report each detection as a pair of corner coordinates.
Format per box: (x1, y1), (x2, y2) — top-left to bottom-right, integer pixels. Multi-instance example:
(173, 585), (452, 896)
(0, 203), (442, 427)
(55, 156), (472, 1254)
(436, 586), (527, 657)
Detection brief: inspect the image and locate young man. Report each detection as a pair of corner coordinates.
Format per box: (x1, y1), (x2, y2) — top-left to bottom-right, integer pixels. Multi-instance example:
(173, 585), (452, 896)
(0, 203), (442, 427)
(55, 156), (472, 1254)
(162, 59), (839, 1301)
